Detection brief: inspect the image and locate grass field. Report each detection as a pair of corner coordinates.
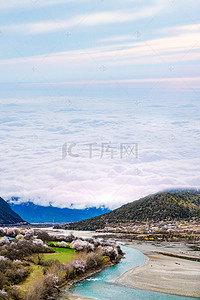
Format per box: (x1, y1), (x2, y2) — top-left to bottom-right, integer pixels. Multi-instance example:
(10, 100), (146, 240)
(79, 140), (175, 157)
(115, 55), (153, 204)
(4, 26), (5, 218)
(20, 246), (77, 291)
(42, 252), (76, 263)
(42, 246), (76, 263)
(51, 246), (75, 254)
(19, 265), (43, 292)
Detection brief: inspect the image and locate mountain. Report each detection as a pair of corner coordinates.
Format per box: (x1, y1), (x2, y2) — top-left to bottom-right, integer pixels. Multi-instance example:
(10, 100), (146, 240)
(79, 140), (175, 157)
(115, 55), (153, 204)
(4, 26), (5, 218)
(63, 190), (200, 231)
(0, 197), (26, 225)
(8, 199), (110, 224)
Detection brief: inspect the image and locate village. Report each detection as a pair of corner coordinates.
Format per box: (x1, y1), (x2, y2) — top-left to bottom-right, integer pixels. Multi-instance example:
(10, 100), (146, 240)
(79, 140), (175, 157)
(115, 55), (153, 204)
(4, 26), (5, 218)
(96, 220), (200, 242)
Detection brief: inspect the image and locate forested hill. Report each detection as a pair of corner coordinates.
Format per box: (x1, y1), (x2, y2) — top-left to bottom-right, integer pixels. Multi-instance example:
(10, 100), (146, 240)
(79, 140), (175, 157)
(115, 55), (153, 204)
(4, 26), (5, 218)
(0, 197), (26, 225)
(63, 191), (200, 231)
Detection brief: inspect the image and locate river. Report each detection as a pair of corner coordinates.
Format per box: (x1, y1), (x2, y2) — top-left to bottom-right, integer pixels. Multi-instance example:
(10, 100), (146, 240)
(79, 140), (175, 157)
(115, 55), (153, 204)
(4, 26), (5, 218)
(43, 229), (197, 300)
(60, 244), (197, 300)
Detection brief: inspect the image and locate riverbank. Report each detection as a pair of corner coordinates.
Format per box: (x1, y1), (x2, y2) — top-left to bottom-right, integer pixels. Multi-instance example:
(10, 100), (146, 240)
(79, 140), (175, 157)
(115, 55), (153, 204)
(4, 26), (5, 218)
(46, 229), (200, 299)
(116, 241), (200, 298)
(60, 260), (117, 300)
(62, 294), (92, 300)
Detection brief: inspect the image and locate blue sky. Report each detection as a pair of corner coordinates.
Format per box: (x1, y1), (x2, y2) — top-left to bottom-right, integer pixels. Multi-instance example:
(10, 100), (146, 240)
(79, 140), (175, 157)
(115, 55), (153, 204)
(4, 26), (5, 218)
(0, 0), (200, 208)
(0, 0), (200, 86)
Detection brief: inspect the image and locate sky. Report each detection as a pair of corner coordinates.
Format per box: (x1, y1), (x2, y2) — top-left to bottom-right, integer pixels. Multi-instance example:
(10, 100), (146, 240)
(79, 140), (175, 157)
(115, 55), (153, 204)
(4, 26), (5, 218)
(0, 0), (200, 209)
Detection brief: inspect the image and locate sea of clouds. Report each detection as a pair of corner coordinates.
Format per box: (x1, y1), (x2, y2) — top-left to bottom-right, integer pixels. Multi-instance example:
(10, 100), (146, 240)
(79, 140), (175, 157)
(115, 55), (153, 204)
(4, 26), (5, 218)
(0, 88), (199, 209)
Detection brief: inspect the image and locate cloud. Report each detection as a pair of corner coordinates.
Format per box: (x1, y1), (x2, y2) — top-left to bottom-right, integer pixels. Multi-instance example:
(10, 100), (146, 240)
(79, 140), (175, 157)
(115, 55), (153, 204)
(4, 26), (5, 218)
(0, 29), (200, 84)
(0, 95), (199, 209)
(0, 0), (88, 13)
(24, 77), (200, 89)
(98, 35), (137, 43)
(1, 4), (164, 35)
(158, 23), (200, 35)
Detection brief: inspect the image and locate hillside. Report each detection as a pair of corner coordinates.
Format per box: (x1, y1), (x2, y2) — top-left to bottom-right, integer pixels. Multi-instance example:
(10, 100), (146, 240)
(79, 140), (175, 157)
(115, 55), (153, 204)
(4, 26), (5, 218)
(63, 191), (200, 231)
(8, 199), (110, 223)
(0, 197), (26, 225)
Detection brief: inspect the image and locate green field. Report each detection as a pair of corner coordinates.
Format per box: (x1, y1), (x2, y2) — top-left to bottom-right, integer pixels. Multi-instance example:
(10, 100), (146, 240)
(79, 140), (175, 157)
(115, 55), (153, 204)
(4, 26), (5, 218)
(20, 246), (77, 291)
(42, 252), (76, 263)
(42, 246), (76, 263)
(51, 246), (75, 254)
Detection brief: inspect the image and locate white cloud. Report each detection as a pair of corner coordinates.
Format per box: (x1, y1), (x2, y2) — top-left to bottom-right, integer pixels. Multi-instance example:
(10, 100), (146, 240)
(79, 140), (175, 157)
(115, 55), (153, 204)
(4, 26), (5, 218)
(0, 0), (88, 13)
(0, 30), (200, 76)
(0, 96), (199, 209)
(158, 23), (200, 35)
(24, 77), (200, 89)
(98, 35), (137, 43)
(1, 4), (164, 35)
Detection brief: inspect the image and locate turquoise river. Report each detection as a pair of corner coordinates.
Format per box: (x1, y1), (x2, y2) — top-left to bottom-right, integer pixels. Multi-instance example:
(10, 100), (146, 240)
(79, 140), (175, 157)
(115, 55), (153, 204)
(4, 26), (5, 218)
(62, 245), (197, 300)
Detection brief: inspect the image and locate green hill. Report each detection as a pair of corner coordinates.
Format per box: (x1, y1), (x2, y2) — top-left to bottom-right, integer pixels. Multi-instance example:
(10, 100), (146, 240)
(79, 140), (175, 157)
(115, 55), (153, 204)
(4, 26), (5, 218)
(0, 197), (26, 225)
(63, 190), (200, 231)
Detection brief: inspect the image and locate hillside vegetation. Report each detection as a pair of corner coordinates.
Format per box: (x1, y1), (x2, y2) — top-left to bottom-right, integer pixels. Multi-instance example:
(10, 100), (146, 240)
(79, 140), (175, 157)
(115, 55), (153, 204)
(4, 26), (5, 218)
(0, 228), (121, 299)
(63, 191), (200, 231)
(0, 197), (26, 225)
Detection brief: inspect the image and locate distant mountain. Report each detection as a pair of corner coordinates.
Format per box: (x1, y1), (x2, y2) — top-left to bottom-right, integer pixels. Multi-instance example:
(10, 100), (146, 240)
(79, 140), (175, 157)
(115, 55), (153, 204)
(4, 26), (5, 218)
(8, 199), (110, 224)
(0, 197), (26, 225)
(63, 190), (200, 231)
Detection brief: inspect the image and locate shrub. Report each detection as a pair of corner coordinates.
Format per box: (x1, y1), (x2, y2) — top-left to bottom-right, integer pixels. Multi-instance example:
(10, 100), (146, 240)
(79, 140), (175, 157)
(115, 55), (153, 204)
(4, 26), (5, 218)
(5, 228), (20, 237)
(86, 253), (98, 269)
(116, 245), (124, 256)
(103, 246), (119, 261)
(0, 256), (8, 262)
(0, 273), (6, 290)
(40, 259), (59, 267)
(3, 239), (53, 261)
(16, 234), (23, 240)
(33, 230), (51, 242)
(13, 260), (22, 265)
(49, 234), (75, 243)
(46, 264), (66, 284)
(0, 289), (8, 300)
(32, 239), (44, 247)
(0, 237), (9, 245)
(23, 274), (59, 300)
(64, 263), (75, 280)
(71, 239), (94, 252)
(9, 286), (22, 300)
(72, 259), (86, 274)
(65, 234), (75, 243)
(0, 258), (11, 271)
(57, 241), (69, 248)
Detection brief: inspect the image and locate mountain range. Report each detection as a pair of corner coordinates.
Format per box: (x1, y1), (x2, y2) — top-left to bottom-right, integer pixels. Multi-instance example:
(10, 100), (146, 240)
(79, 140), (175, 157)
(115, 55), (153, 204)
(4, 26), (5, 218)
(62, 190), (200, 231)
(2, 190), (200, 227)
(8, 199), (110, 224)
